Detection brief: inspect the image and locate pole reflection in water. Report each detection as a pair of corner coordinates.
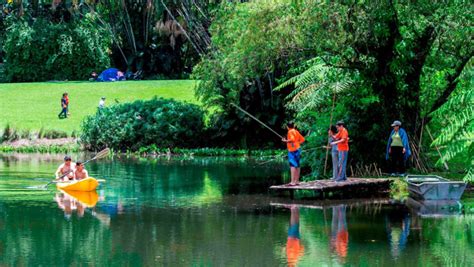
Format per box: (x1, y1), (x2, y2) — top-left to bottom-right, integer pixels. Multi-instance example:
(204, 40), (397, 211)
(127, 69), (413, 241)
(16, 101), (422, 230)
(286, 205), (304, 267)
(330, 204), (348, 263)
(385, 210), (410, 258)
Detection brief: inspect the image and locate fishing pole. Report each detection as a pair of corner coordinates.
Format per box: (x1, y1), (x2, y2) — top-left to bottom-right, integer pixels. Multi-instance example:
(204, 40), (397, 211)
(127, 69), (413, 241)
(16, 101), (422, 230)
(231, 103), (284, 139)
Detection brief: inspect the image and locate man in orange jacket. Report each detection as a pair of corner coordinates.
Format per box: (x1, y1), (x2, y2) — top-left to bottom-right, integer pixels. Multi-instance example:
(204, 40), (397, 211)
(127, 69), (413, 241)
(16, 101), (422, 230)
(282, 122), (305, 185)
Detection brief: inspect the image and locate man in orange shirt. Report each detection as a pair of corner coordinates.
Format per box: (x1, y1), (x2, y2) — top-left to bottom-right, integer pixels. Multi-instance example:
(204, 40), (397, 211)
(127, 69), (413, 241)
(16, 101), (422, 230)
(282, 122), (305, 185)
(329, 121), (349, 181)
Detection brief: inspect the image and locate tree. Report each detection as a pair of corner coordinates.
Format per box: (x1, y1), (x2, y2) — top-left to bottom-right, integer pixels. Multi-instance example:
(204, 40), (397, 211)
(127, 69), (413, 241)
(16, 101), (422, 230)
(0, 0), (212, 79)
(192, 1), (310, 148)
(89, 0), (214, 77)
(277, 1), (473, 172)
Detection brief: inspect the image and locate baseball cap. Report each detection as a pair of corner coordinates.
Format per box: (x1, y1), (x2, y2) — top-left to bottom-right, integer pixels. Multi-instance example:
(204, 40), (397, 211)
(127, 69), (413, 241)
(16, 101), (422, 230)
(391, 120), (402, 127)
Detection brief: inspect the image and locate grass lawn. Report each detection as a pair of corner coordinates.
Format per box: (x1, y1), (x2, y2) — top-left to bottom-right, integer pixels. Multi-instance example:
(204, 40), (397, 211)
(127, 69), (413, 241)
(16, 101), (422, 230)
(0, 80), (198, 133)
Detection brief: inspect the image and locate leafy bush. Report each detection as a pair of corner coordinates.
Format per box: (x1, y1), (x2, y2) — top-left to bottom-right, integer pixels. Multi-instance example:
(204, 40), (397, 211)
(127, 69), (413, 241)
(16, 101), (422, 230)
(3, 13), (111, 82)
(0, 124), (19, 142)
(80, 97), (205, 151)
(38, 128), (69, 139)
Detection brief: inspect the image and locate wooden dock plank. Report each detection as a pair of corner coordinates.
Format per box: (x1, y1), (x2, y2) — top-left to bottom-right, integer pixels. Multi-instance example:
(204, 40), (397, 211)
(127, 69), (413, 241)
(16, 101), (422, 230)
(270, 178), (394, 199)
(269, 178), (392, 192)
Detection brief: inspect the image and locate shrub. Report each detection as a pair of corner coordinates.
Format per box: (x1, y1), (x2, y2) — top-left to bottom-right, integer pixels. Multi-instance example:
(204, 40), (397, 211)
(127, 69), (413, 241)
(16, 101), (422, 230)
(0, 124), (18, 142)
(40, 129), (69, 139)
(80, 97), (205, 151)
(3, 14), (111, 82)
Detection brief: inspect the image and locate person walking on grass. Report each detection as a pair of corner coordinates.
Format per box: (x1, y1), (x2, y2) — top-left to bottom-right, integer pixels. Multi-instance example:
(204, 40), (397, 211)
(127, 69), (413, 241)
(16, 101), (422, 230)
(58, 92), (68, 119)
(98, 97), (106, 109)
(329, 125), (339, 180)
(65, 92), (70, 116)
(282, 122), (305, 186)
(386, 120), (411, 176)
(329, 121), (349, 182)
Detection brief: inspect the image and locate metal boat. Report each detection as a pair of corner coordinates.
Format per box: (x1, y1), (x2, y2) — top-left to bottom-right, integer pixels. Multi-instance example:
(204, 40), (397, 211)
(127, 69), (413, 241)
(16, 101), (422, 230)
(406, 175), (467, 200)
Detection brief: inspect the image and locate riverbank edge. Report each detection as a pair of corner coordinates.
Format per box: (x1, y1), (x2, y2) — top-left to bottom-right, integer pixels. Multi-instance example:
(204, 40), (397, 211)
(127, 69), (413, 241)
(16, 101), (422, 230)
(0, 139), (283, 158)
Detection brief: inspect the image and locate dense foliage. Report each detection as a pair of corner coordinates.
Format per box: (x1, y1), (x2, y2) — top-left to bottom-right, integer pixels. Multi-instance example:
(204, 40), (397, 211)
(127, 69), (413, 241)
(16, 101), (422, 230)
(80, 97), (205, 151)
(0, 0), (217, 80)
(278, 1), (473, 177)
(3, 14), (111, 82)
(431, 65), (473, 181)
(194, 1), (473, 178)
(0, 1), (471, 180)
(192, 1), (308, 148)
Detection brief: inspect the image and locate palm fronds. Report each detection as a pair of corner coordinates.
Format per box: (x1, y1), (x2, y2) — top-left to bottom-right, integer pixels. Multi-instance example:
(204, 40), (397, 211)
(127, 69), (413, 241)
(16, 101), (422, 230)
(275, 57), (354, 112)
(430, 71), (473, 182)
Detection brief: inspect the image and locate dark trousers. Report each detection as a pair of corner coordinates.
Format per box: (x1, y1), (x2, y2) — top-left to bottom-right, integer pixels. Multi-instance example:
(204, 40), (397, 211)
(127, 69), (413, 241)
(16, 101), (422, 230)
(390, 146), (405, 174)
(58, 107), (67, 118)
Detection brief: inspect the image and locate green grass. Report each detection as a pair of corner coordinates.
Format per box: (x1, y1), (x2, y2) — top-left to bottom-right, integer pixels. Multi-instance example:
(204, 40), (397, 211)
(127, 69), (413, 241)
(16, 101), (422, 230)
(0, 80), (198, 133)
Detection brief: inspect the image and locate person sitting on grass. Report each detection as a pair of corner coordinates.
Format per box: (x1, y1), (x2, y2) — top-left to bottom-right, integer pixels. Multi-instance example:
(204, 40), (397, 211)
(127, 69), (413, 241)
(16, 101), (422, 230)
(55, 155), (75, 181)
(73, 161), (89, 180)
(90, 71), (99, 81)
(282, 122), (305, 186)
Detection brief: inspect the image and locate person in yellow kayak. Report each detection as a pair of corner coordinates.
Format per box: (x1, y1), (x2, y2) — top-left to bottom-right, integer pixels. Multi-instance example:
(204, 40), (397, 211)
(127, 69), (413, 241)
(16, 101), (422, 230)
(282, 122), (305, 186)
(55, 155), (75, 181)
(73, 161), (89, 180)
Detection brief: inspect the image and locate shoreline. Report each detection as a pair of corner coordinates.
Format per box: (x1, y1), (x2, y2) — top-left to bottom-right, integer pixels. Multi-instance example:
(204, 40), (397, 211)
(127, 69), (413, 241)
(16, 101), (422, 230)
(0, 138), (283, 158)
(0, 138), (80, 153)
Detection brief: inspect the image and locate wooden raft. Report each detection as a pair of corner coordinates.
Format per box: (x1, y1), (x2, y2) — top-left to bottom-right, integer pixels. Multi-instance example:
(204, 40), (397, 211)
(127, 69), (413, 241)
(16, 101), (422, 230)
(270, 178), (393, 199)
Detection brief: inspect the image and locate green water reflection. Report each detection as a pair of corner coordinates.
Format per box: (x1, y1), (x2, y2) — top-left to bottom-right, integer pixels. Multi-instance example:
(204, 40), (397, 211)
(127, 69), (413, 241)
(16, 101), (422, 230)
(0, 153), (472, 266)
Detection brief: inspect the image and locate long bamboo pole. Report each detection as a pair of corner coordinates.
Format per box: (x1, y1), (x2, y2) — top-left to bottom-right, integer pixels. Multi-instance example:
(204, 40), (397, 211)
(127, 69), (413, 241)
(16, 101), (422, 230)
(324, 91), (337, 176)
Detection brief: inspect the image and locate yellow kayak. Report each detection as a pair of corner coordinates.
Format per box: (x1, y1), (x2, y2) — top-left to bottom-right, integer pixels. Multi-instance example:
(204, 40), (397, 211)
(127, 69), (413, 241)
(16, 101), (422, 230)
(56, 177), (99, 192)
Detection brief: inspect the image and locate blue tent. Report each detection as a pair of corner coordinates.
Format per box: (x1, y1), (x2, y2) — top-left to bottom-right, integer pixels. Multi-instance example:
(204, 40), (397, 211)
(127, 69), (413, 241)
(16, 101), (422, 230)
(97, 68), (125, 82)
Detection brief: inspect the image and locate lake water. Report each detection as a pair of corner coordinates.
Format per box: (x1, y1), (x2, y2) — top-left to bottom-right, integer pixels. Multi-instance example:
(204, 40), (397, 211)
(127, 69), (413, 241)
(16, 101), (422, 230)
(0, 153), (472, 266)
